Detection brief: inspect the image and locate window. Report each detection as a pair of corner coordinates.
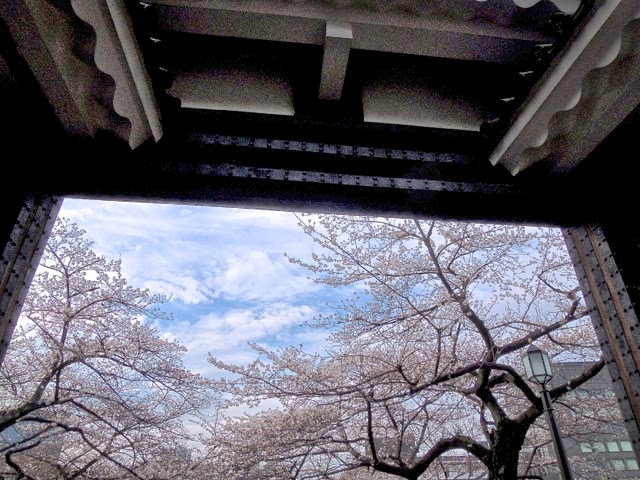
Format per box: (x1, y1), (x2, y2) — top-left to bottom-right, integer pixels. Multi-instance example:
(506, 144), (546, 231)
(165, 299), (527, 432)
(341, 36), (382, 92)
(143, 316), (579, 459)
(580, 443), (593, 453)
(607, 441), (620, 452)
(593, 442), (606, 453)
(621, 441), (634, 452)
(627, 459), (639, 470)
(612, 459), (625, 471)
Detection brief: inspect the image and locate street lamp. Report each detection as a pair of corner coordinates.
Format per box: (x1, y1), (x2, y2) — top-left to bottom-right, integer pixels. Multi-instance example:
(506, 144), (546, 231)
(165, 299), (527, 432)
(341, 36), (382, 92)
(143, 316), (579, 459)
(521, 344), (573, 480)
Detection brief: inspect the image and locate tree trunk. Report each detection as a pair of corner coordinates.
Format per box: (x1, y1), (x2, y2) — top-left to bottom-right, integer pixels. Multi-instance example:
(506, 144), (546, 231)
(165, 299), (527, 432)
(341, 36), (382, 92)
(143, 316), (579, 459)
(488, 422), (527, 480)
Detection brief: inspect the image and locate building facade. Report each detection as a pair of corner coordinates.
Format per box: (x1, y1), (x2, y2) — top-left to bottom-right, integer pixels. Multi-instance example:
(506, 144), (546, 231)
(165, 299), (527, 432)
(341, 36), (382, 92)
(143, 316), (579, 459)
(531, 362), (640, 480)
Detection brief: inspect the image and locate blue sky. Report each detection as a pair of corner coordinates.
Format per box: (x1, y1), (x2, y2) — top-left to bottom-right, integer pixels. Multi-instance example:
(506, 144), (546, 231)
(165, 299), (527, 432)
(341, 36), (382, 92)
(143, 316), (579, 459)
(56, 198), (594, 379)
(58, 197), (343, 378)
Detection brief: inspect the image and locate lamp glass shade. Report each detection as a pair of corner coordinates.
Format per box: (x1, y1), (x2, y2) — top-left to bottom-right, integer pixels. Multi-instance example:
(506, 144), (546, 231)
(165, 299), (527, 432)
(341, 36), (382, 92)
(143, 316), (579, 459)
(521, 344), (553, 385)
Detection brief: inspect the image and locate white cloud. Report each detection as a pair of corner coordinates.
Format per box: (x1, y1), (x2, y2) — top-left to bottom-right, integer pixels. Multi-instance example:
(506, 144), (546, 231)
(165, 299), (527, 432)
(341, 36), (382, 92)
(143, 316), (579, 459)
(55, 198), (345, 380)
(162, 303), (318, 377)
(206, 250), (318, 302)
(59, 199), (321, 304)
(143, 277), (214, 305)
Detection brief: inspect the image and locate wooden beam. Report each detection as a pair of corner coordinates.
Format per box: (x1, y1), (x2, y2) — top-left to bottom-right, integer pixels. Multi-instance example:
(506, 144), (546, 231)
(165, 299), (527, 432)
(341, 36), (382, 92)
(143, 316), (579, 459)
(319, 21), (351, 101)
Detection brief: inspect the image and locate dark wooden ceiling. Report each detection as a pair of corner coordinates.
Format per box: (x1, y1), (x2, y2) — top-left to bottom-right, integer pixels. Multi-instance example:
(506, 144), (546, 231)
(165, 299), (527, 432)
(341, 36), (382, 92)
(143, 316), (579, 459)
(0, 0), (637, 226)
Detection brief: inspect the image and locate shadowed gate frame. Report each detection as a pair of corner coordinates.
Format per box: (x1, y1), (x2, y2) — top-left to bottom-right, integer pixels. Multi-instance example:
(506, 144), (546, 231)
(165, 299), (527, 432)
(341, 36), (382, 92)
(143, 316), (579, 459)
(1, 0), (640, 464)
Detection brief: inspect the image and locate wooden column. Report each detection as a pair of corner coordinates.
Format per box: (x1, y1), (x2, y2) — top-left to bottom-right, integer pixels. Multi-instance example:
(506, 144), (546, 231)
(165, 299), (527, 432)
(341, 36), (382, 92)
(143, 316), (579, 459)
(0, 194), (61, 366)
(564, 224), (640, 459)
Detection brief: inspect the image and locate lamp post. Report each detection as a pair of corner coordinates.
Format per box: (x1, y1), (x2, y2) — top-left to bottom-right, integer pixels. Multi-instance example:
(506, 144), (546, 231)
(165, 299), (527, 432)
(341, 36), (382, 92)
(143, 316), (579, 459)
(521, 344), (573, 480)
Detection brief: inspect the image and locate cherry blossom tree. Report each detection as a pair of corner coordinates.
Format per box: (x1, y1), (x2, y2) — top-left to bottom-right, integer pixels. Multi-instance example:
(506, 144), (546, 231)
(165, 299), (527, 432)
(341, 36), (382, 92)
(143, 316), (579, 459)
(0, 218), (216, 479)
(207, 216), (605, 480)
